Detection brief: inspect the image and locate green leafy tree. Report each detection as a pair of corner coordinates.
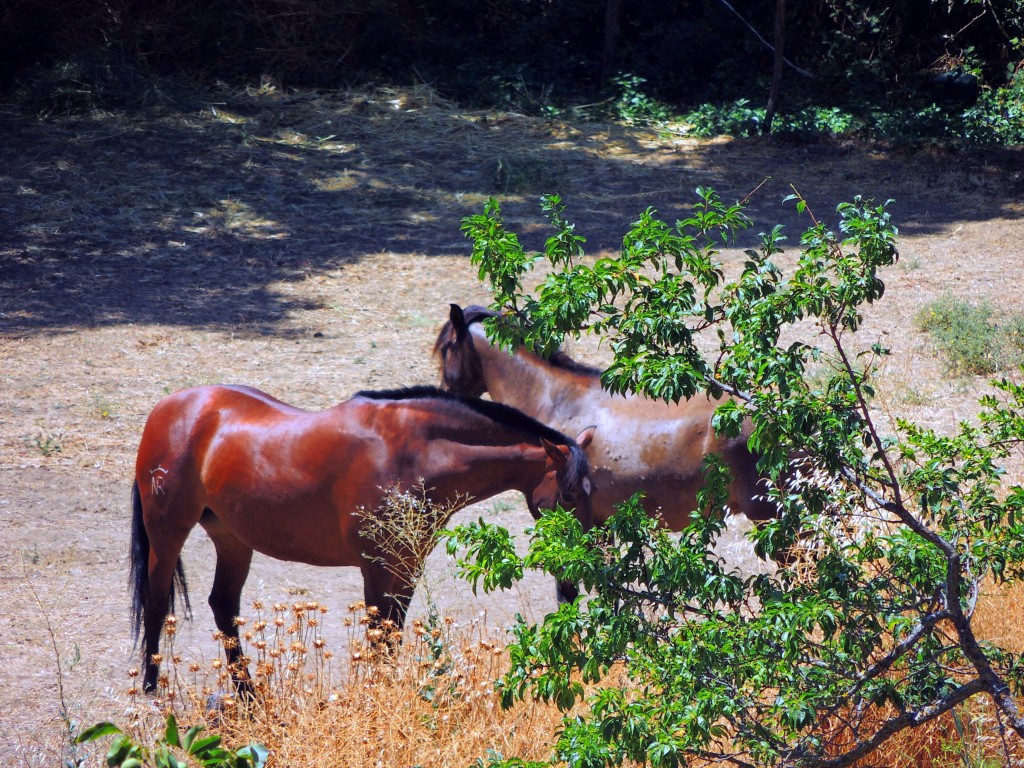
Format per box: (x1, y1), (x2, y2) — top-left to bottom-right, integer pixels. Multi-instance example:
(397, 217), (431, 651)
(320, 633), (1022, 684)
(448, 189), (1024, 767)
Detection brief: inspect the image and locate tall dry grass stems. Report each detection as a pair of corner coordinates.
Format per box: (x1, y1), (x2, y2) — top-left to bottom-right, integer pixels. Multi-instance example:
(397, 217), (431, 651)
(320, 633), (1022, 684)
(126, 586), (1024, 767)
(119, 591), (1024, 767)
(122, 485), (571, 766)
(129, 601), (570, 767)
(118, 482), (1024, 768)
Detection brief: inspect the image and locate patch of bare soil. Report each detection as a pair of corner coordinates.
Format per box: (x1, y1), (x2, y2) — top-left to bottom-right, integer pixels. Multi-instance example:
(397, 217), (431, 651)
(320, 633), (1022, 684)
(1, 85), (1022, 764)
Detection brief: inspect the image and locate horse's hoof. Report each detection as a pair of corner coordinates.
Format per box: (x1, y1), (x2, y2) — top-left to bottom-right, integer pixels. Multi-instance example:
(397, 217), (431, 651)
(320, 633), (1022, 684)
(204, 692), (227, 723)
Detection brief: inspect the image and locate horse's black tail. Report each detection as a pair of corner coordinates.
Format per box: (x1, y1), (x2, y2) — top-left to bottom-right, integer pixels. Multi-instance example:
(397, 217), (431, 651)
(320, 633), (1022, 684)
(130, 480), (191, 650)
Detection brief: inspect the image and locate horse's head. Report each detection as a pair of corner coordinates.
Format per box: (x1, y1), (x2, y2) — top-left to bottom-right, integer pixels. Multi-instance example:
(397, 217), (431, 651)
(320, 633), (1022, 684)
(527, 427), (596, 530)
(434, 304), (494, 398)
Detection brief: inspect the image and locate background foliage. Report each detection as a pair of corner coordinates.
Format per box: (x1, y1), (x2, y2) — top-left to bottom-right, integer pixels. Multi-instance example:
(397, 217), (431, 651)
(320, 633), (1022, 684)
(3, 0), (1022, 142)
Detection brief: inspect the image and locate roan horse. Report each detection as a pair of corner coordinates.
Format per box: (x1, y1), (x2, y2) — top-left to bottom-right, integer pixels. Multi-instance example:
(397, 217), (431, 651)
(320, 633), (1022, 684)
(435, 304), (780, 594)
(130, 383), (594, 692)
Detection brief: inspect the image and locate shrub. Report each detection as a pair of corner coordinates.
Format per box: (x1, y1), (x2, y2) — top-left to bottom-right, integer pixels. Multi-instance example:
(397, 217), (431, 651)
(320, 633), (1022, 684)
(916, 294), (1024, 375)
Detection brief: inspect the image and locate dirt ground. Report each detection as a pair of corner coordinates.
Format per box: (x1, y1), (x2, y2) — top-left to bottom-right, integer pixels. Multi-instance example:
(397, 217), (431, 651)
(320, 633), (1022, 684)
(1, 85), (1023, 764)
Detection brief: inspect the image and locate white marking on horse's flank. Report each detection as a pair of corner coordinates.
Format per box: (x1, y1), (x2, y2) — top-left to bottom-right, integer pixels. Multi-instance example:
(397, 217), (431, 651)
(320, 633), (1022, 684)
(151, 465), (169, 496)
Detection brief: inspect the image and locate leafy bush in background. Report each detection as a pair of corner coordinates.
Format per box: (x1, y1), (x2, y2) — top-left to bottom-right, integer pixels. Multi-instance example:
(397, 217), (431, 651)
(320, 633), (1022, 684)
(917, 294), (1024, 375)
(3, 0), (1021, 146)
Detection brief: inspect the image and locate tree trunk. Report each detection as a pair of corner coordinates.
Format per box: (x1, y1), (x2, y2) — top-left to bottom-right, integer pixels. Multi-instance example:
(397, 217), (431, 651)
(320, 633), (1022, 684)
(602, 0), (625, 83)
(764, 0), (785, 135)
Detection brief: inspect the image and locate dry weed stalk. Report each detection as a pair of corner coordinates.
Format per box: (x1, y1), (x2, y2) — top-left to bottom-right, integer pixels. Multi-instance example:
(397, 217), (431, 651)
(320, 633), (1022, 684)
(355, 481), (467, 617)
(113, 489), (572, 765)
(123, 601), (568, 767)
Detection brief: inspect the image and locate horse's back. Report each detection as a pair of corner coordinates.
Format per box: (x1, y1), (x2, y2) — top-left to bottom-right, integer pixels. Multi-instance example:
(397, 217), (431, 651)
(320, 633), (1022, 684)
(510, 372), (760, 526)
(136, 385), (320, 486)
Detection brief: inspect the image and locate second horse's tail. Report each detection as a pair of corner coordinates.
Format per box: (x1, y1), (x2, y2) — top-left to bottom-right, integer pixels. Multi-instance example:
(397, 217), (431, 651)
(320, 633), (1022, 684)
(129, 479), (191, 648)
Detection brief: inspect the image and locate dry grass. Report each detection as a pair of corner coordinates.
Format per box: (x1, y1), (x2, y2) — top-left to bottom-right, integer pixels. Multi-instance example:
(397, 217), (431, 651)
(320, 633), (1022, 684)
(115, 587), (1024, 768)
(117, 489), (574, 767)
(355, 483), (469, 618)
(127, 601), (570, 768)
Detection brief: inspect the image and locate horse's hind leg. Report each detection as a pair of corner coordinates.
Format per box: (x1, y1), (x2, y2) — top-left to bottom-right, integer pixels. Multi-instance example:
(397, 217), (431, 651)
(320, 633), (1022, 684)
(201, 512), (254, 692)
(141, 520), (195, 692)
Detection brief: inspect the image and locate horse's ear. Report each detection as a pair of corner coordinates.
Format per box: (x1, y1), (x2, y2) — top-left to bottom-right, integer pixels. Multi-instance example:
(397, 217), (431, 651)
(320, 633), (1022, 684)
(449, 303), (466, 331)
(541, 437), (569, 469)
(575, 426), (596, 451)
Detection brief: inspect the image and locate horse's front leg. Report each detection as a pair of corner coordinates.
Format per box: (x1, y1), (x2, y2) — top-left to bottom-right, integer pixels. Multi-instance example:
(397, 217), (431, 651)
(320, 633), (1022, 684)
(360, 563), (415, 652)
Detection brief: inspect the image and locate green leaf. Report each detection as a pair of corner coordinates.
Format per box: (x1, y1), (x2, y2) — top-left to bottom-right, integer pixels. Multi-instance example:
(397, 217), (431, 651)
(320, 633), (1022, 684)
(236, 743), (270, 768)
(75, 722), (123, 743)
(164, 714), (181, 749)
(187, 734), (222, 755)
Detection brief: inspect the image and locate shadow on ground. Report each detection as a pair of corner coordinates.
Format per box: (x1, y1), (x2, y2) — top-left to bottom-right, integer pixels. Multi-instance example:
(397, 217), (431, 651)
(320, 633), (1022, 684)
(1, 87), (1021, 336)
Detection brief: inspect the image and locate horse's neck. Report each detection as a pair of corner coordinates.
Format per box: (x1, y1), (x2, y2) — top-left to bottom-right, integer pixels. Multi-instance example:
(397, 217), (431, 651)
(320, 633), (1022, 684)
(427, 439), (544, 503)
(476, 335), (590, 423)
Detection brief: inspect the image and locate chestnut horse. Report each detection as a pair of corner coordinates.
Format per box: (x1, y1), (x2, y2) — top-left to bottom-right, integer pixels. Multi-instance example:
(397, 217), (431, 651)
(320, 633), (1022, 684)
(130, 384), (594, 692)
(435, 304), (779, 541)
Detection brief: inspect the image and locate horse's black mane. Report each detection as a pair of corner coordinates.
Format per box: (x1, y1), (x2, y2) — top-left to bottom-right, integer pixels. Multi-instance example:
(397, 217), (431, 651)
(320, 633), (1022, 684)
(353, 384), (570, 446)
(354, 384), (590, 487)
(547, 349), (602, 378)
(456, 305), (602, 378)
